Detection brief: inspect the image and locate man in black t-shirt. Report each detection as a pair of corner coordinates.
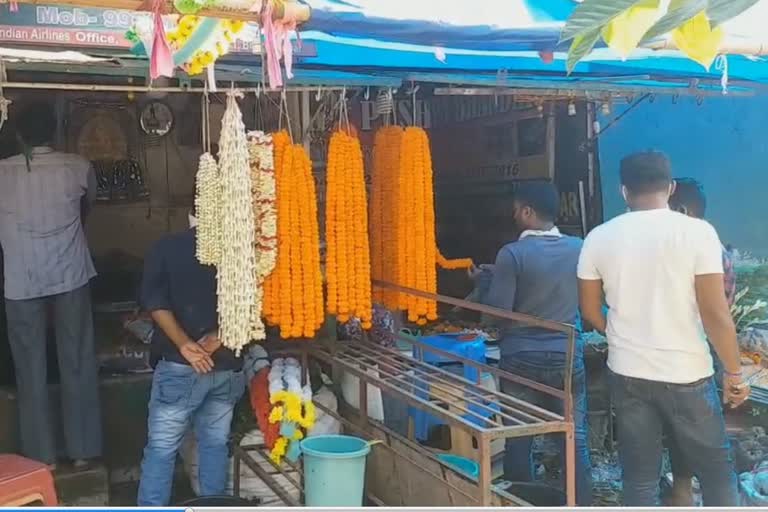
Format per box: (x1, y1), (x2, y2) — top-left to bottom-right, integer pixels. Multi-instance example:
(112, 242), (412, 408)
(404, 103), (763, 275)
(136, 214), (245, 506)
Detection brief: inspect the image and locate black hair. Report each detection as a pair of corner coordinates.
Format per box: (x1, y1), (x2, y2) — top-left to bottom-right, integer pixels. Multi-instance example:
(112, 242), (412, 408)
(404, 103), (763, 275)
(514, 181), (560, 222)
(669, 177), (706, 218)
(16, 103), (56, 146)
(620, 151), (672, 195)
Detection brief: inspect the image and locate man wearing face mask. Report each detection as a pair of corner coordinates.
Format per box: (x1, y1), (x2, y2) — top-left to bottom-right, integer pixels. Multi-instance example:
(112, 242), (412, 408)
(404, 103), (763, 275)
(473, 182), (592, 506)
(578, 152), (747, 506)
(137, 202), (245, 506)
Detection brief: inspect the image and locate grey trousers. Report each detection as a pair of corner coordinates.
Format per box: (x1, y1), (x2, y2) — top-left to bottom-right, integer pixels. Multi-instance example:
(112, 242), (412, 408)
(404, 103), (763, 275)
(5, 285), (103, 464)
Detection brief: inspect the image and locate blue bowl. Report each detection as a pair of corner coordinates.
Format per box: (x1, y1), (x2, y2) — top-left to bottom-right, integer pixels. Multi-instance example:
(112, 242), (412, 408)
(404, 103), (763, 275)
(437, 453), (479, 479)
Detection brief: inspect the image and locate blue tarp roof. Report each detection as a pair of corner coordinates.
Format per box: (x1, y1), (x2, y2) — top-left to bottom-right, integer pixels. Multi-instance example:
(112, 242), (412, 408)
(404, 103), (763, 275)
(303, 0), (573, 51)
(293, 0), (768, 92)
(294, 31), (768, 92)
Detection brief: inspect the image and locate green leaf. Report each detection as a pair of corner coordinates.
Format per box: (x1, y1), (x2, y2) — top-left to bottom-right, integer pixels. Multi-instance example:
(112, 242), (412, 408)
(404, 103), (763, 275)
(566, 28), (602, 74)
(708, 0), (761, 27)
(561, 0), (646, 43)
(641, 0), (707, 42)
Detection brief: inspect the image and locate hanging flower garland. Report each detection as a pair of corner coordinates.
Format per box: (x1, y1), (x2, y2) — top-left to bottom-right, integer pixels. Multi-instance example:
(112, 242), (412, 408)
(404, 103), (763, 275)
(267, 358), (316, 465)
(195, 152), (221, 266)
(325, 130), (372, 328)
(162, 16), (246, 75)
(369, 126), (402, 309)
(216, 92), (257, 354)
(246, 131), (277, 341)
(368, 126), (473, 325)
(262, 131), (291, 330)
(262, 134), (323, 339)
(249, 367), (280, 450)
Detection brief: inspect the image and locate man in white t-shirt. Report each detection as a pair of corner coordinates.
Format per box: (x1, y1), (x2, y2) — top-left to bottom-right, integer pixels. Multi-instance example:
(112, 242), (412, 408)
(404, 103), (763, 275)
(577, 151), (748, 506)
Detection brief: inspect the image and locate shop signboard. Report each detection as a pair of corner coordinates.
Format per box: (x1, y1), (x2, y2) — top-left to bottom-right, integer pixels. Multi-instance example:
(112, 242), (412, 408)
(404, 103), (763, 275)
(0, 4), (136, 48)
(0, 3), (316, 56)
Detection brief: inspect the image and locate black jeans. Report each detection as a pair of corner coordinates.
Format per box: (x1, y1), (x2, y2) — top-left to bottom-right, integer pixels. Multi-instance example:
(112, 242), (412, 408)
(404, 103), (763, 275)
(500, 352), (593, 506)
(610, 371), (738, 506)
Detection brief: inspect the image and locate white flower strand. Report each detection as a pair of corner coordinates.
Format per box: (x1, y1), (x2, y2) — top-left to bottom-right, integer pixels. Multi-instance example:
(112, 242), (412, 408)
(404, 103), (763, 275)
(194, 152), (222, 266)
(216, 93), (257, 355)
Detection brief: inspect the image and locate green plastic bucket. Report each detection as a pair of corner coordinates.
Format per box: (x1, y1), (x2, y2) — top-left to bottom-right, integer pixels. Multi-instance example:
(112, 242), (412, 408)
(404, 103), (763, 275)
(301, 435), (371, 506)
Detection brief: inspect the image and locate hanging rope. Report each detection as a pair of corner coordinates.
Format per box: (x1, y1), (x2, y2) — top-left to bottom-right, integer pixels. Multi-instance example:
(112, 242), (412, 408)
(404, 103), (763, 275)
(279, 89), (294, 141)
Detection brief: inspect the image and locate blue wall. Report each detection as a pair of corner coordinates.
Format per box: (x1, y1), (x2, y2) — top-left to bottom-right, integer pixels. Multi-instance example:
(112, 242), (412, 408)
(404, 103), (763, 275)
(597, 95), (768, 257)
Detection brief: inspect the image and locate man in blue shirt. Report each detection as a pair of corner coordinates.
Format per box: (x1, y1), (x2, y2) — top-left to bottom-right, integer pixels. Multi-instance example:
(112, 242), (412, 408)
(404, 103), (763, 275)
(137, 211), (245, 506)
(476, 182), (591, 505)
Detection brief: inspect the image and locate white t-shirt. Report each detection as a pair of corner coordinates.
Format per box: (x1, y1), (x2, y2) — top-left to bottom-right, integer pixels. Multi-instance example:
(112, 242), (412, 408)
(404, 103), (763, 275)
(577, 208), (724, 384)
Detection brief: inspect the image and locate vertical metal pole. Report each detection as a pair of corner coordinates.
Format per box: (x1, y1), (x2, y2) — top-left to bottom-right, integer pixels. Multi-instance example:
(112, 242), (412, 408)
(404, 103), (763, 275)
(546, 104), (556, 181)
(301, 90), (311, 154)
(233, 450), (242, 497)
(586, 101), (596, 199)
(578, 180), (588, 237)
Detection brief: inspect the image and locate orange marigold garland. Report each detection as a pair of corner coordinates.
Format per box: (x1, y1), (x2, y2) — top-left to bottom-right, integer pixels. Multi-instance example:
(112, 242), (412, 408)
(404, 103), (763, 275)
(369, 126), (402, 310)
(325, 130), (373, 327)
(368, 126), (473, 325)
(262, 133), (323, 339)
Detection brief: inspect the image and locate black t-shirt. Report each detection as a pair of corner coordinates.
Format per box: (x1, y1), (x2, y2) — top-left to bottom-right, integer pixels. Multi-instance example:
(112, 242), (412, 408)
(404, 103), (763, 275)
(140, 228), (242, 370)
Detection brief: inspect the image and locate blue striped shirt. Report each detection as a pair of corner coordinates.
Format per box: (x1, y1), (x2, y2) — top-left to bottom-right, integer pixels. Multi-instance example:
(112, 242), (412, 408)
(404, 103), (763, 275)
(0, 147), (97, 300)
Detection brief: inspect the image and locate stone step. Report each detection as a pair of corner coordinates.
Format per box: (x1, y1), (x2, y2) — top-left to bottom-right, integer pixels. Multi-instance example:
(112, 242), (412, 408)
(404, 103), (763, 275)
(54, 463), (109, 506)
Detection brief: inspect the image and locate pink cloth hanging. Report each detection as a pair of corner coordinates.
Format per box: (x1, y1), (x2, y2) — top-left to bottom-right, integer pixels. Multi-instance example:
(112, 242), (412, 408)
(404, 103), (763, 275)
(140, 0), (174, 80)
(261, 1), (298, 89)
(9, 2), (18, 12)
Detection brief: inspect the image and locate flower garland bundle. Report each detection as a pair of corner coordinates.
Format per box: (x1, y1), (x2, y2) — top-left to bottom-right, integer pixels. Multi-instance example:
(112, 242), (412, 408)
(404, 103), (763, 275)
(397, 127), (474, 325)
(325, 130), (373, 327)
(194, 152), (221, 265)
(246, 131), (277, 341)
(215, 93), (257, 354)
(267, 358), (316, 465)
(249, 367), (280, 449)
(166, 17), (246, 75)
(262, 131), (291, 327)
(263, 134), (323, 339)
(369, 126), (403, 310)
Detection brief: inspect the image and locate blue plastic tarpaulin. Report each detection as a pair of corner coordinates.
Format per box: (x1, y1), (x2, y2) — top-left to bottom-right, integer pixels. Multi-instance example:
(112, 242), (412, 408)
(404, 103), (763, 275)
(303, 0), (573, 51)
(296, 0), (768, 88)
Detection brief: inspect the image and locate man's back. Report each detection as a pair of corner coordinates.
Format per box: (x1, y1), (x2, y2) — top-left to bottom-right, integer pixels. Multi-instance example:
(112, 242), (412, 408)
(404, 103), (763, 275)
(487, 234), (583, 355)
(578, 208), (723, 383)
(141, 228), (241, 370)
(0, 148), (95, 300)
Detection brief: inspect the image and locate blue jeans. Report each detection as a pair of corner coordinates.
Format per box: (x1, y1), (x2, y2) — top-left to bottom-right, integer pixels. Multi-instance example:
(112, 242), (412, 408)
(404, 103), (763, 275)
(610, 371), (738, 506)
(137, 361), (246, 506)
(500, 352), (592, 506)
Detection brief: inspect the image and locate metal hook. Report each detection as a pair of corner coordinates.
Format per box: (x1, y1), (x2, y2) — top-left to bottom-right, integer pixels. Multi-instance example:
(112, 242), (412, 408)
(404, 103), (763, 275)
(315, 85), (323, 101)
(364, 86), (370, 100)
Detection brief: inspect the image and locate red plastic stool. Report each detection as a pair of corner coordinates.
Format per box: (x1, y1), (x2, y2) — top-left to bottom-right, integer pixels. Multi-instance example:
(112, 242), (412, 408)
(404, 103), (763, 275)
(0, 454), (58, 506)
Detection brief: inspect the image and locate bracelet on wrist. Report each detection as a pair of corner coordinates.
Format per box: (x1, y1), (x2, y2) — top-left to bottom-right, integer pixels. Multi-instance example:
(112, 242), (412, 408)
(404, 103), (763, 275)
(724, 369), (743, 377)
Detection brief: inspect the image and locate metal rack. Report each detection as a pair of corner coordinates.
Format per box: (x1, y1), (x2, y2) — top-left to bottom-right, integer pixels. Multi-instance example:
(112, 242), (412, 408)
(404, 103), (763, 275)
(232, 280), (578, 506)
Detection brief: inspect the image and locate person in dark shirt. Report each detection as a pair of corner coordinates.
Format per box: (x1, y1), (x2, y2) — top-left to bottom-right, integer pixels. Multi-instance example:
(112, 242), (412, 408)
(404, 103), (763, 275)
(136, 212), (245, 506)
(665, 177), (737, 506)
(475, 182), (592, 506)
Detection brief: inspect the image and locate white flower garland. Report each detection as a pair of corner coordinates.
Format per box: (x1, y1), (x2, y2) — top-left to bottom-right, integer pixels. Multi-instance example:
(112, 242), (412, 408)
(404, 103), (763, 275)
(194, 152), (221, 266)
(216, 92), (257, 355)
